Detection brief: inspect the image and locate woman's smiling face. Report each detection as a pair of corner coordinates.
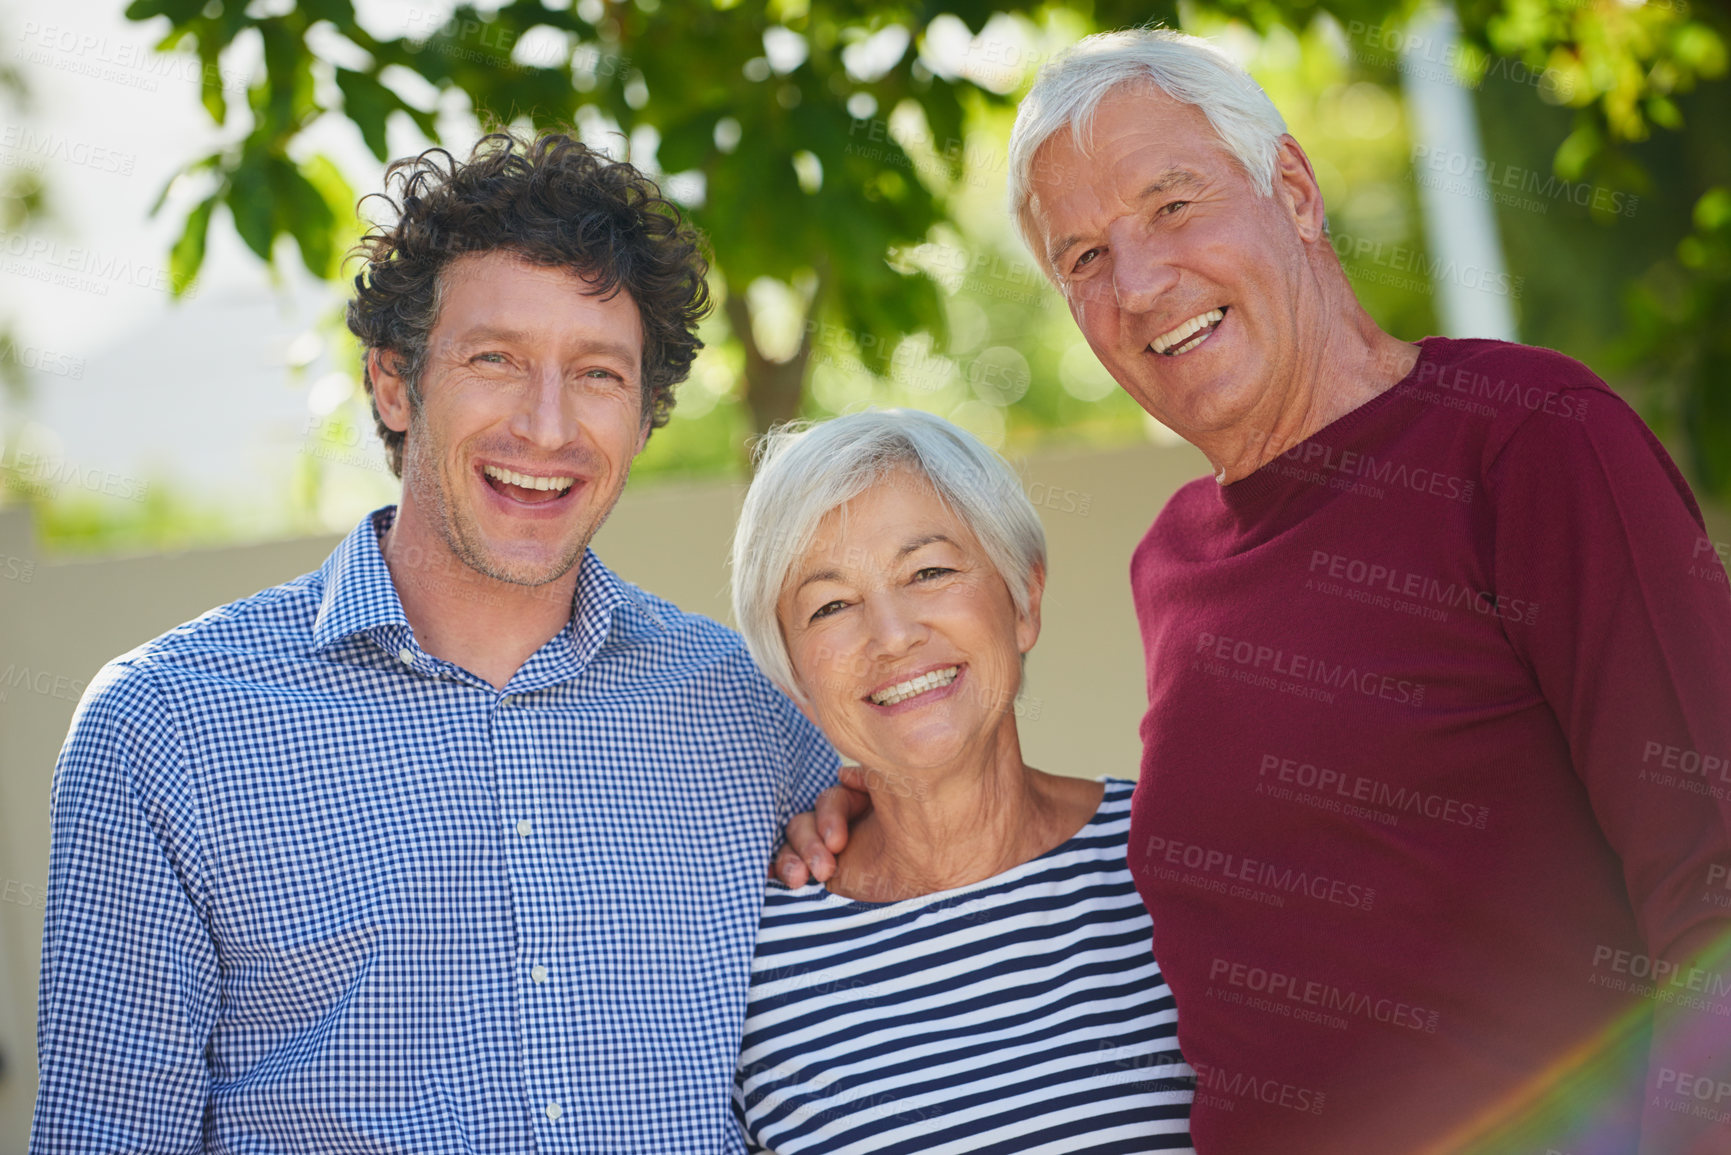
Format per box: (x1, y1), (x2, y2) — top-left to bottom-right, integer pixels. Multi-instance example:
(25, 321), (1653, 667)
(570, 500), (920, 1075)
(777, 468), (1041, 776)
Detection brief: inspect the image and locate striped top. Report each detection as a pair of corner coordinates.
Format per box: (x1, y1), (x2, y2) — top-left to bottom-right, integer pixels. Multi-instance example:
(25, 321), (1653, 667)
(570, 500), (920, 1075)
(736, 779), (1195, 1153)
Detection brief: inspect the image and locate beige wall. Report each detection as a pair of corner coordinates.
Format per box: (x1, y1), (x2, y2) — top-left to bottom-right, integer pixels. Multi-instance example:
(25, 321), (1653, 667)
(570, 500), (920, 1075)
(0, 437), (1212, 1149)
(5, 438), (1727, 1149)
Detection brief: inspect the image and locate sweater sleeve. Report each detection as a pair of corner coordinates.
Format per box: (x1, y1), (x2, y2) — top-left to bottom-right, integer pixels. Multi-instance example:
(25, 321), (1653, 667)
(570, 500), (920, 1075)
(1488, 384), (1731, 1155)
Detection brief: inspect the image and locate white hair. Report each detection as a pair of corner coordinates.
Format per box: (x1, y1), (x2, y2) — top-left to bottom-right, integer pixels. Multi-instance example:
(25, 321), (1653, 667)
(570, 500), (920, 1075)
(730, 409), (1047, 701)
(1007, 27), (1289, 265)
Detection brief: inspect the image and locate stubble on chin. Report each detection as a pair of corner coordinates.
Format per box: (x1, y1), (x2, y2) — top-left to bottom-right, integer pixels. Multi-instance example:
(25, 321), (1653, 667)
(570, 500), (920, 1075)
(402, 430), (597, 591)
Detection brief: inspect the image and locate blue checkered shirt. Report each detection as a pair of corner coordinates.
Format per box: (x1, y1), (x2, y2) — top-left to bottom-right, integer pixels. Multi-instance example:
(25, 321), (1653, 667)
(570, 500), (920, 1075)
(32, 507), (837, 1153)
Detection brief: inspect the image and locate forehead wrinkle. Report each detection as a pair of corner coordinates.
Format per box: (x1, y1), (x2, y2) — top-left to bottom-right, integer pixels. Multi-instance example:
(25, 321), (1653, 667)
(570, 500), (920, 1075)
(1044, 156), (1206, 272)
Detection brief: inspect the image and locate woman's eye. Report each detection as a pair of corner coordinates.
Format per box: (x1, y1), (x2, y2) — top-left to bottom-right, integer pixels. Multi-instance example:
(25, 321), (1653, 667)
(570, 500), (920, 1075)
(474, 352), (508, 365)
(914, 566), (954, 582)
(1071, 248), (1101, 273)
(809, 600), (847, 622)
(1159, 200), (1189, 216)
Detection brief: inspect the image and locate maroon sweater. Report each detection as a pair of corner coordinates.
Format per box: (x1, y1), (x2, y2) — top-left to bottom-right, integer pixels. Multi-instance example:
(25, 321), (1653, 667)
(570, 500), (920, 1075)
(1129, 337), (1731, 1154)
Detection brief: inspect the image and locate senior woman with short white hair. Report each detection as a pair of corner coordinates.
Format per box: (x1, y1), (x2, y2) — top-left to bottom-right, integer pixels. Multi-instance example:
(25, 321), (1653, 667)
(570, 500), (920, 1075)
(729, 408), (1194, 1153)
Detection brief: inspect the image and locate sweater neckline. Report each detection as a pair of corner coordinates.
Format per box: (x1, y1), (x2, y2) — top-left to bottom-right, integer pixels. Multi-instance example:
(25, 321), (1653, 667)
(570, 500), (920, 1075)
(1214, 336), (1444, 513)
(787, 778), (1133, 912)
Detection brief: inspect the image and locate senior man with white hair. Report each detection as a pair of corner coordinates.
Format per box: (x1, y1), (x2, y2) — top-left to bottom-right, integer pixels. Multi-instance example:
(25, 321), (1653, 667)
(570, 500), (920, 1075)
(782, 28), (1731, 1155)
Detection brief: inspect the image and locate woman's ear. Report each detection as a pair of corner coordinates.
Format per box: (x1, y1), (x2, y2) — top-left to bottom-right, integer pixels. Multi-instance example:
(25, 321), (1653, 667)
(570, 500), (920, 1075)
(1017, 562), (1046, 655)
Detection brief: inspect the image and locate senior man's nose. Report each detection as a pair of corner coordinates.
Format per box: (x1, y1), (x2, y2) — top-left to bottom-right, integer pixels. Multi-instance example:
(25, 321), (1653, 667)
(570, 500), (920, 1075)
(1109, 228), (1180, 313)
(509, 364), (580, 451)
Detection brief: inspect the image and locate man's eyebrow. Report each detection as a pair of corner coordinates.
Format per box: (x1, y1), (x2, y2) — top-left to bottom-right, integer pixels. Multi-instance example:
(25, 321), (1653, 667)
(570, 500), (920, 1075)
(1137, 167), (1204, 199)
(448, 324), (531, 348)
(1046, 167), (1205, 271)
(447, 325), (639, 362)
(1047, 229), (1085, 274)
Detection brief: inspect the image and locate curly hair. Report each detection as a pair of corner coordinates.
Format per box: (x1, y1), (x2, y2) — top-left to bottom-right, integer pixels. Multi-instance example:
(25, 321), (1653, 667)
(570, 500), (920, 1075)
(346, 131), (711, 477)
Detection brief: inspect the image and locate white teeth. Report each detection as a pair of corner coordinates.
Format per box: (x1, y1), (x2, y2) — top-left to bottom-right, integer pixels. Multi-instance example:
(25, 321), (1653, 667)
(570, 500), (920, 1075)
(483, 465), (575, 492)
(869, 666), (960, 706)
(1151, 308), (1224, 355)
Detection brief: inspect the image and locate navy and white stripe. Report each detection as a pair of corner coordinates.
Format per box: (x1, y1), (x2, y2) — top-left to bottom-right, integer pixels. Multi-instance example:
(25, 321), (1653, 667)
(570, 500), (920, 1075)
(737, 779), (1195, 1153)
(33, 506), (837, 1154)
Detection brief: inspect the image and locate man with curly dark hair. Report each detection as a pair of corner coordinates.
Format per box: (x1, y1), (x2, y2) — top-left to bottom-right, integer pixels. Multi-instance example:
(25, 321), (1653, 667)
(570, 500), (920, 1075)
(32, 132), (837, 1153)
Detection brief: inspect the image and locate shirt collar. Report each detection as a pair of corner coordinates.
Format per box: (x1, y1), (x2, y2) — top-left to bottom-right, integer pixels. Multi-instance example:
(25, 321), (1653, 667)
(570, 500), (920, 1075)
(311, 506), (666, 667)
(311, 507), (410, 654)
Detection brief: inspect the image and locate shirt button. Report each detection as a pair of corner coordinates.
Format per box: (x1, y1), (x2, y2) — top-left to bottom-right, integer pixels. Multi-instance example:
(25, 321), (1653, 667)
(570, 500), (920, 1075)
(516, 819), (533, 837)
(545, 1102), (562, 1121)
(531, 964), (548, 984)
(397, 648), (414, 665)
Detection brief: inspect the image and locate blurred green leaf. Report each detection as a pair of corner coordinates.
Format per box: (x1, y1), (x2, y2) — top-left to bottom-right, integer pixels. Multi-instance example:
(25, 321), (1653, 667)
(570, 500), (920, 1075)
(335, 68), (397, 160)
(226, 157), (275, 260)
(169, 193), (218, 296)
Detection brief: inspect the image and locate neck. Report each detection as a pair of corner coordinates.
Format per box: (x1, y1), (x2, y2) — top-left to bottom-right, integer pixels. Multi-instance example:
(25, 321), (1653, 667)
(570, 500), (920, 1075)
(379, 496), (579, 690)
(1207, 261), (1420, 485)
(832, 718), (1080, 901)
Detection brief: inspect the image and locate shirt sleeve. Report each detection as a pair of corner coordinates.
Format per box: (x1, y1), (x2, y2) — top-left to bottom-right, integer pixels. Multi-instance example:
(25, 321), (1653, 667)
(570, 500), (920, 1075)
(30, 662), (219, 1155)
(1487, 385), (1731, 1155)
(776, 691), (840, 826)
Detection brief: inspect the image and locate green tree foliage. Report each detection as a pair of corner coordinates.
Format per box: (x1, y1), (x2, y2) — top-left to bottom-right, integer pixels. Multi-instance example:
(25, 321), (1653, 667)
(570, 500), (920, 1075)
(122, 0), (1731, 495)
(126, 0), (982, 437)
